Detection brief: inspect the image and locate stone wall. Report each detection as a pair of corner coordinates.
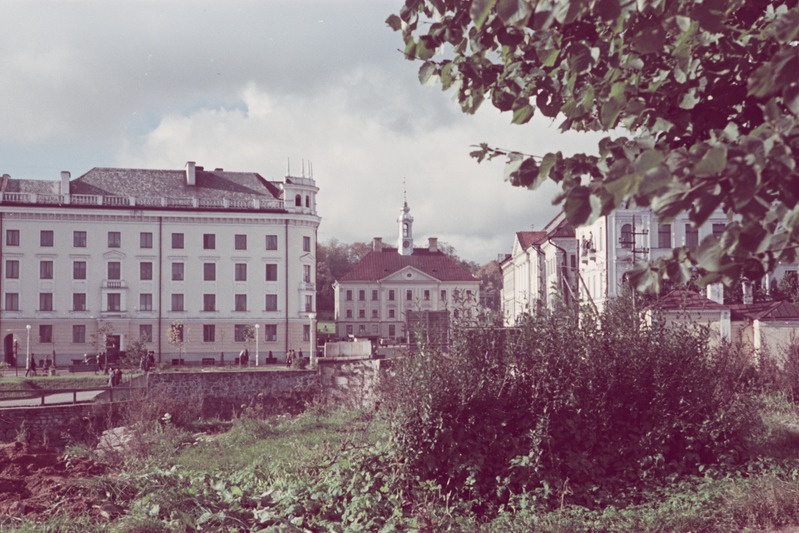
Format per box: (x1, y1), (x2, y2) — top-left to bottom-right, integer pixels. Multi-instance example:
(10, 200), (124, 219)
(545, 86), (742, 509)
(0, 359), (392, 444)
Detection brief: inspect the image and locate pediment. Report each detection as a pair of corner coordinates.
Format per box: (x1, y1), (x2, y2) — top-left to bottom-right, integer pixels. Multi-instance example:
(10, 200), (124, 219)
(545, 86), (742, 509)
(381, 266), (439, 283)
(103, 250), (126, 260)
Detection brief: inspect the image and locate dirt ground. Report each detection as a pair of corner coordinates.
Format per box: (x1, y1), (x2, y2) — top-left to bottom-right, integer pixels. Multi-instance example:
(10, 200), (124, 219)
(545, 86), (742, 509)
(0, 441), (111, 521)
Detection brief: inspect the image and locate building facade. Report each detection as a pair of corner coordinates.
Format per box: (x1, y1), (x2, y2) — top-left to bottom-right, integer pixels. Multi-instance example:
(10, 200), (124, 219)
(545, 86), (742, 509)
(0, 162), (319, 366)
(333, 201), (479, 343)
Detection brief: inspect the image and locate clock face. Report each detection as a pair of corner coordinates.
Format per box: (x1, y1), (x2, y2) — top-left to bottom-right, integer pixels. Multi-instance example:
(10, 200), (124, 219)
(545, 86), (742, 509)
(403, 240), (410, 248)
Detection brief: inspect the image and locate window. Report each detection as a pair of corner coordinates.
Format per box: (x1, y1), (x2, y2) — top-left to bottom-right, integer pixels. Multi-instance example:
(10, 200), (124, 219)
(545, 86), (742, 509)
(107, 293), (121, 312)
(235, 263), (247, 281)
(72, 325), (86, 344)
(203, 233), (216, 249)
(171, 233), (184, 249)
(107, 261), (121, 280)
(40, 230), (54, 247)
(234, 325), (249, 342)
(388, 324), (396, 337)
(171, 293), (184, 311)
(139, 325), (152, 342)
(73, 231), (87, 247)
(140, 293), (153, 311)
(303, 236), (311, 252)
(346, 290), (353, 301)
(303, 324), (310, 342)
(620, 224), (633, 248)
(358, 290), (365, 301)
(440, 290), (446, 301)
(305, 195), (310, 208)
(203, 263), (216, 281)
(305, 295), (313, 312)
(295, 194), (302, 207)
(304, 264), (311, 283)
(172, 262), (184, 281)
(6, 260), (19, 279)
(467, 290), (473, 301)
(235, 294), (247, 311)
(203, 294), (216, 312)
(264, 324), (277, 342)
(5, 293), (19, 311)
(203, 325), (215, 342)
(265, 294), (278, 311)
(424, 290), (430, 300)
(389, 290), (395, 301)
(358, 309), (366, 318)
(265, 264), (278, 281)
(39, 325), (53, 343)
(388, 309), (395, 318)
(685, 224), (699, 248)
(346, 325), (353, 335)
(140, 262), (153, 281)
(72, 261), (86, 280)
(265, 234), (278, 250)
(6, 229), (19, 246)
(108, 231), (121, 248)
(140, 232), (153, 248)
(658, 224), (672, 249)
(372, 290), (378, 301)
(372, 309), (378, 318)
(406, 290), (413, 301)
(39, 293), (53, 311)
(346, 309), (353, 318)
(712, 223), (725, 239)
(73, 293), (86, 311)
(235, 234), (247, 250)
(40, 260), (54, 280)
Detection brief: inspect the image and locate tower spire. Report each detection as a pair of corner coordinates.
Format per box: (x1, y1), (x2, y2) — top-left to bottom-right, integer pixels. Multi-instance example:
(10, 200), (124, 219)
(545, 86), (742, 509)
(398, 180), (414, 255)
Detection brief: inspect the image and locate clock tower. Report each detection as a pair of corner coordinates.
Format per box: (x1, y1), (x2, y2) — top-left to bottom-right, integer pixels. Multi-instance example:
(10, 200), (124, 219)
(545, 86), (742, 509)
(397, 199), (414, 256)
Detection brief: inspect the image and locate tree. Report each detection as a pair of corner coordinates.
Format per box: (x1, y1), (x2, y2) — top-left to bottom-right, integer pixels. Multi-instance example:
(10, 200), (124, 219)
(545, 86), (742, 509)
(167, 321), (186, 361)
(388, 0), (799, 291)
(316, 239), (371, 314)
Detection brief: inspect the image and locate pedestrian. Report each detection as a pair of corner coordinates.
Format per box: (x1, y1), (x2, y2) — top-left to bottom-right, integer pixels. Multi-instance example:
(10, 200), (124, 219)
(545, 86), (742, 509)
(286, 350), (293, 368)
(25, 355), (36, 377)
(108, 368), (115, 387)
(114, 368), (123, 386)
(244, 348), (250, 366)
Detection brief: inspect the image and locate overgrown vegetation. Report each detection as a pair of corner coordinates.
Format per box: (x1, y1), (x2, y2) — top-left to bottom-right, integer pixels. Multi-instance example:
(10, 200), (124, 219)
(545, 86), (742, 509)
(7, 295), (799, 531)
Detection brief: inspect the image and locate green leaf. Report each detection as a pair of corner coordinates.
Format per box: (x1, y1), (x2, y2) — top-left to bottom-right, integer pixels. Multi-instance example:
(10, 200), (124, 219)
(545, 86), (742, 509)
(694, 146), (727, 177)
(386, 14), (402, 32)
(595, 0), (621, 21)
(563, 186), (595, 225)
(695, 236), (724, 272)
(497, 0), (533, 26)
(600, 98), (623, 129)
(418, 61), (437, 85)
(511, 103), (535, 124)
(470, 0), (496, 30)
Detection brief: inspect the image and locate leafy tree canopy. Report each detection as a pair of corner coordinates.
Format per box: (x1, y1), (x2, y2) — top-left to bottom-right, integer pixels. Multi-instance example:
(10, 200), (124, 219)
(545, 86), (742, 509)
(388, 0), (799, 291)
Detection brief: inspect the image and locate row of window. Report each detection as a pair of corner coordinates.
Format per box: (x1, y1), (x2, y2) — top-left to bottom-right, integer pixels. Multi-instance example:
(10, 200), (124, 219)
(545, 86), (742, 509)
(344, 288), (471, 302)
(30, 323), (299, 345)
(4, 292), (314, 313)
(619, 223), (726, 250)
(5, 229), (312, 253)
(6, 260), (312, 283)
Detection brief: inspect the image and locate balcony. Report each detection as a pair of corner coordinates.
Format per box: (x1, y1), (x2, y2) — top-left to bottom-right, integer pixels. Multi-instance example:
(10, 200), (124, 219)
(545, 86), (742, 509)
(102, 280), (128, 289)
(0, 192), (285, 212)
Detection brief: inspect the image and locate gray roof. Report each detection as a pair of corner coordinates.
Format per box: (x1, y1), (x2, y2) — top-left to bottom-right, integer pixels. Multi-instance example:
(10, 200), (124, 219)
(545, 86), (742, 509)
(70, 167), (282, 202)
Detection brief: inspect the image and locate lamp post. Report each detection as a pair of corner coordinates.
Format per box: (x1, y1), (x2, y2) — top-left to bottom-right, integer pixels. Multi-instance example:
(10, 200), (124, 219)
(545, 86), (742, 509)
(308, 313), (316, 366)
(25, 324), (31, 375)
(255, 324), (260, 367)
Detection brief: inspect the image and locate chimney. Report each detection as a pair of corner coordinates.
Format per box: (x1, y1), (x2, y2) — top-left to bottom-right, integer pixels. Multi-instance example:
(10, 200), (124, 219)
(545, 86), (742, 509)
(1, 174), (10, 193)
(185, 161), (196, 186)
(742, 280), (753, 305)
(706, 282), (724, 305)
(373, 237), (383, 252)
(60, 171), (71, 204)
(428, 237), (438, 253)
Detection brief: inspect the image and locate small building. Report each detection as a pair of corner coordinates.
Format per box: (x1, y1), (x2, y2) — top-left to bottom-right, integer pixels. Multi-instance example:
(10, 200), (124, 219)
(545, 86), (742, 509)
(729, 300), (799, 356)
(642, 290), (732, 345)
(333, 200), (479, 344)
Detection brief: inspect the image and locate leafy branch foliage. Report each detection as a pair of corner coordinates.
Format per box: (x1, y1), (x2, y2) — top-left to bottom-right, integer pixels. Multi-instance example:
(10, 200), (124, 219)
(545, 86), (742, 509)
(389, 0), (799, 290)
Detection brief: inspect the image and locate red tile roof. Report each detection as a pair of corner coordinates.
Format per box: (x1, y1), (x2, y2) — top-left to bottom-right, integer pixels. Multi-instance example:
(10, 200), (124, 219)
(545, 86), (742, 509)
(650, 290), (729, 311)
(729, 300), (799, 321)
(516, 231), (547, 249)
(339, 248), (478, 282)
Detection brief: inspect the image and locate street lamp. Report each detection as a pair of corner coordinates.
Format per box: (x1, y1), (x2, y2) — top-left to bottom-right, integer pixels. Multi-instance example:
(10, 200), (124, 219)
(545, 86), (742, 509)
(25, 324), (31, 375)
(255, 324), (260, 366)
(308, 313), (316, 366)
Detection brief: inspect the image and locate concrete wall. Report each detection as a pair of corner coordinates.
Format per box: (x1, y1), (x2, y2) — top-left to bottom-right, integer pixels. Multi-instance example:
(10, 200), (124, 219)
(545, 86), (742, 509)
(317, 357), (391, 409)
(0, 402), (120, 447)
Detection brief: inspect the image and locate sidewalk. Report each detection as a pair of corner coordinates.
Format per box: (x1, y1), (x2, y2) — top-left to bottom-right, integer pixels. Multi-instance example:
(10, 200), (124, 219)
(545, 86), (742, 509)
(0, 389), (106, 408)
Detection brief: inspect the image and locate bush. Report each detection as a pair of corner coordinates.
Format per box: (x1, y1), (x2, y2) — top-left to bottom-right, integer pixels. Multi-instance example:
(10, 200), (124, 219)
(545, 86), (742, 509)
(380, 295), (762, 511)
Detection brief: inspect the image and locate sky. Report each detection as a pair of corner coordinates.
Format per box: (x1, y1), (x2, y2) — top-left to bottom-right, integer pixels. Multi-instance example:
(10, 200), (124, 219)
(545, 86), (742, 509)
(0, 0), (602, 265)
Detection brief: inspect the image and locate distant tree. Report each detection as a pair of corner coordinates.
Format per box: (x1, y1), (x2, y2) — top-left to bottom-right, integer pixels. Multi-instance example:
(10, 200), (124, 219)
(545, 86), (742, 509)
(167, 321), (185, 361)
(474, 260), (503, 311)
(389, 0), (799, 292)
(772, 271), (799, 303)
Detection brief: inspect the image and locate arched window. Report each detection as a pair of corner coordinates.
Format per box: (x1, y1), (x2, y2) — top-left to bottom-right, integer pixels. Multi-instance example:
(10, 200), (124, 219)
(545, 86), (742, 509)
(295, 194), (302, 207)
(305, 195), (310, 207)
(620, 223), (632, 248)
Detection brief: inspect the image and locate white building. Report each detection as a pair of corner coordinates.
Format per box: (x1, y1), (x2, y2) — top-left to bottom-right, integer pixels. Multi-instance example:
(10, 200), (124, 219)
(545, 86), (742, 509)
(0, 162), (319, 366)
(499, 213), (577, 325)
(333, 201), (479, 342)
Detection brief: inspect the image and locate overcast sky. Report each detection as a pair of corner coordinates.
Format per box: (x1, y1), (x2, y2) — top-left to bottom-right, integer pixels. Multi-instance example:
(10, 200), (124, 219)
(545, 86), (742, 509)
(1, 0), (602, 264)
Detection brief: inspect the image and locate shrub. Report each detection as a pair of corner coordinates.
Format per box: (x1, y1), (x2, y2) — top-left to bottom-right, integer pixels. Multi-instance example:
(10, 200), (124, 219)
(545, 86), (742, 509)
(380, 294), (762, 511)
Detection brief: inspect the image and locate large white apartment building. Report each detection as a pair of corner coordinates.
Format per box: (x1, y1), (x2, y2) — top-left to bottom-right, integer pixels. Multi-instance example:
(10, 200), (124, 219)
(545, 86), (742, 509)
(333, 201), (479, 342)
(0, 162), (319, 366)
